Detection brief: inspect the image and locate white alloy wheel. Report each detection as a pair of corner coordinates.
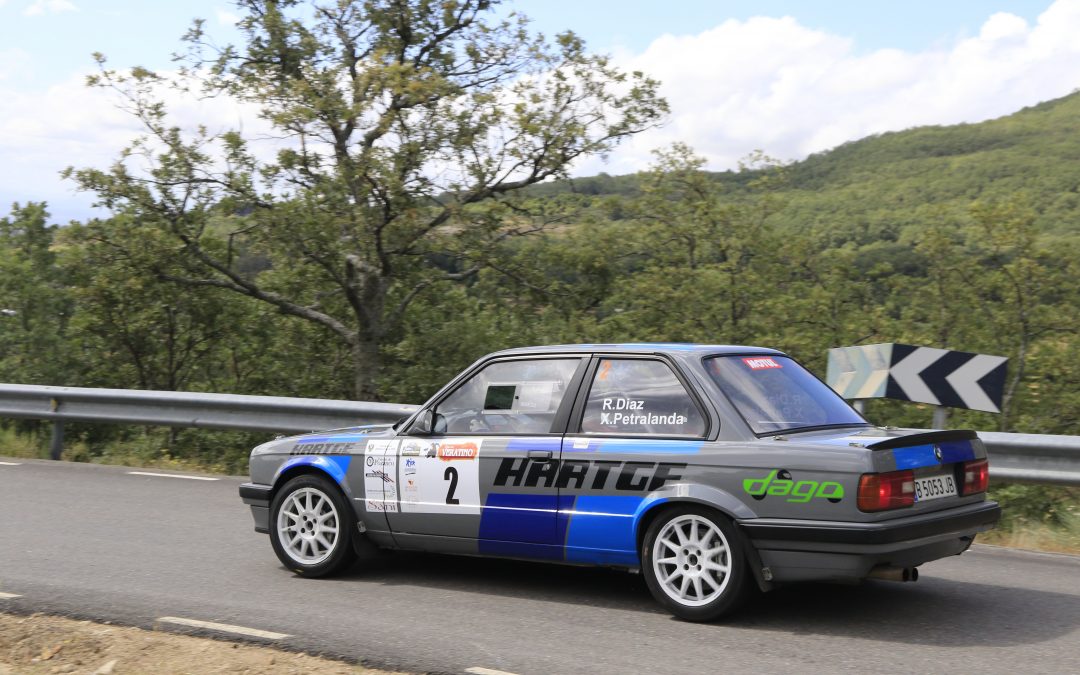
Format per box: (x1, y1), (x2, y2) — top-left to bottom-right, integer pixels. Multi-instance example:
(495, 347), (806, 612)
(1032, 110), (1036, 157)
(276, 486), (340, 565)
(651, 514), (732, 607)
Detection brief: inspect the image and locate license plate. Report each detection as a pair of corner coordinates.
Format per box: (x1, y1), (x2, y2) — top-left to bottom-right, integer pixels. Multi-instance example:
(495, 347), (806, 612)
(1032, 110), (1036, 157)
(914, 473), (958, 502)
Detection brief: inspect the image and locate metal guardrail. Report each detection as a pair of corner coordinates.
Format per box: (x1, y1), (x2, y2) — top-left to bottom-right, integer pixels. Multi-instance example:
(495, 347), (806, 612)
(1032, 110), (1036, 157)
(0, 383), (1077, 485)
(0, 383), (419, 459)
(977, 431), (1080, 486)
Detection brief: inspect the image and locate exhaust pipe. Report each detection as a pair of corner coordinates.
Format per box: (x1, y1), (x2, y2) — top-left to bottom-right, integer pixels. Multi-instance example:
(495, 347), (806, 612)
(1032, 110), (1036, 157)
(868, 566), (919, 582)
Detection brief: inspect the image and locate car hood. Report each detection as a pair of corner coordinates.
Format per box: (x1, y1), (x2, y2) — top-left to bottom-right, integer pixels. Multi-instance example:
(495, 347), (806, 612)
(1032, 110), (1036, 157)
(252, 423), (397, 456)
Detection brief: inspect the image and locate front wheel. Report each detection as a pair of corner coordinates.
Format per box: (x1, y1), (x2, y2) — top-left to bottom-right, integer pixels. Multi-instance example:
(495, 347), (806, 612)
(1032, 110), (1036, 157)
(641, 506), (751, 621)
(269, 474), (357, 577)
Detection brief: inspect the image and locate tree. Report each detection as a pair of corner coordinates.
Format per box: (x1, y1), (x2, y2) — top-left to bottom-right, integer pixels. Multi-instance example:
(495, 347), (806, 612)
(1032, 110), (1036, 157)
(0, 203), (76, 385)
(67, 0), (666, 400)
(593, 144), (788, 344)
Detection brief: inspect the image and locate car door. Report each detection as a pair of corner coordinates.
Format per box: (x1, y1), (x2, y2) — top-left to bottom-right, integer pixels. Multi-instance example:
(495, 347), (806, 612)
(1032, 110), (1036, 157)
(558, 356), (710, 566)
(386, 356), (587, 559)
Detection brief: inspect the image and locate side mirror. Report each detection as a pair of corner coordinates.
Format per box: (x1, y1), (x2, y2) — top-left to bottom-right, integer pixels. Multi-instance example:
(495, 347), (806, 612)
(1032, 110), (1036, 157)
(410, 409), (434, 435)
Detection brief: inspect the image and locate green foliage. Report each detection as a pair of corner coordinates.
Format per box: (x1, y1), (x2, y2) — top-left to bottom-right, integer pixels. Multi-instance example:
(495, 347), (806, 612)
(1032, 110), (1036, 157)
(991, 483), (1080, 530)
(0, 203), (77, 384)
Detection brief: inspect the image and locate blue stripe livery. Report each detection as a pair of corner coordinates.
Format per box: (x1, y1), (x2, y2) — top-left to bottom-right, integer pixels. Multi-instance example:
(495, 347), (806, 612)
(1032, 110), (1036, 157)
(506, 438), (563, 452)
(938, 441), (977, 463)
(563, 438), (702, 454)
(893, 441), (975, 470)
(275, 455), (352, 485)
(479, 493), (669, 566)
(478, 493), (574, 559)
(564, 495), (655, 566)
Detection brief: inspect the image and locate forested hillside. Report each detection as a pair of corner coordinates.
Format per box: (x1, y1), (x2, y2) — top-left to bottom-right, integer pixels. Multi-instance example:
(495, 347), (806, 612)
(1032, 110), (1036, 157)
(536, 91), (1080, 241)
(1, 2), (1078, 476)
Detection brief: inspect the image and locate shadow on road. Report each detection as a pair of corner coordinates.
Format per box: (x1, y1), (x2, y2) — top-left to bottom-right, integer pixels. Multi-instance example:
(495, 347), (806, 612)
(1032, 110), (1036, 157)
(335, 551), (1078, 647)
(737, 575), (1079, 647)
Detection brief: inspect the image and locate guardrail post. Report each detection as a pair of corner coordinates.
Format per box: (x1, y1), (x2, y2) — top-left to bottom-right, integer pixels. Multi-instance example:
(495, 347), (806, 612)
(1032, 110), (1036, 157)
(50, 420), (63, 460)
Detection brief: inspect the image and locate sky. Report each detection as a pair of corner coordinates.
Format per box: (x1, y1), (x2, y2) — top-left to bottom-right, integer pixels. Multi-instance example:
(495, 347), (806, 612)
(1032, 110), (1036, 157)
(0, 0), (1076, 223)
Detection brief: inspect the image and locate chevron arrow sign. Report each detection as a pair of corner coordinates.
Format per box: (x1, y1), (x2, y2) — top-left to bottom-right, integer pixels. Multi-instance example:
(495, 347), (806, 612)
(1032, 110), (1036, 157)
(826, 343), (1008, 413)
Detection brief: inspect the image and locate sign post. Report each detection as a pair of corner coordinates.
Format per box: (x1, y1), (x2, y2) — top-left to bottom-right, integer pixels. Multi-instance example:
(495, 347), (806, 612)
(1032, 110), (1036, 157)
(826, 343), (1008, 425)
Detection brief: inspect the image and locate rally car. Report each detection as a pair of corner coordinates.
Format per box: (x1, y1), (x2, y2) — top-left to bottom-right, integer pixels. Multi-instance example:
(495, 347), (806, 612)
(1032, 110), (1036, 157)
(239, 344), (1000, 621)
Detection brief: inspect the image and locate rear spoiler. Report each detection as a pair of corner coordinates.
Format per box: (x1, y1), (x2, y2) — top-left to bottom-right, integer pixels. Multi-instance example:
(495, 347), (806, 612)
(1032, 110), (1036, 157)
(866, 429), (978, 450)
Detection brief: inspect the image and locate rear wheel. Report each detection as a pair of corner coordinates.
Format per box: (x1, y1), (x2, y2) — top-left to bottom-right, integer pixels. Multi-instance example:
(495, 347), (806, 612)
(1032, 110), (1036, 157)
(642, 506), (750, 621)
(270, 474), (357, 577)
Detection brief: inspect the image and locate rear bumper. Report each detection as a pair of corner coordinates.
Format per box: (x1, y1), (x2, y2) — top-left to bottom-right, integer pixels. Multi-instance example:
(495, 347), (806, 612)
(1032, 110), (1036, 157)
(239, 483), (272, 534)
(738, 500), (1001, 583)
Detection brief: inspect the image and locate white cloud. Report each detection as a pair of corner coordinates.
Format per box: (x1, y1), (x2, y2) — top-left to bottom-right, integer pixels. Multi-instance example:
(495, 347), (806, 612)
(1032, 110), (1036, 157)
(22, 0), (78, 16)
(215, 7), (241, 26)
(0, 68), (272, 222)
(576, 0), (1080, 175)
(0, 48), (31, 81)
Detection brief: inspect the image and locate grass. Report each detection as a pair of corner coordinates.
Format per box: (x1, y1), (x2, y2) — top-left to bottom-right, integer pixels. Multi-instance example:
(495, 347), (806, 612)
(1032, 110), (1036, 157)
(0, 424), (260, 475)
(982, 482), (1080, 554)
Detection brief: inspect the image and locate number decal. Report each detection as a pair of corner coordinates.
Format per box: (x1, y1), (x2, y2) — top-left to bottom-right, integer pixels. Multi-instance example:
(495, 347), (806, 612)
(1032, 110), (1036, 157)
(444, 466), (460, 505)
(399, 437), (482, 514)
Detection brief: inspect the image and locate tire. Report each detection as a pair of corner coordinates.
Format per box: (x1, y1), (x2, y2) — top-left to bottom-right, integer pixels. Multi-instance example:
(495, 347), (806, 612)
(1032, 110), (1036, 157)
(641, 505), (751, 621)
(269, 474), (357, 577)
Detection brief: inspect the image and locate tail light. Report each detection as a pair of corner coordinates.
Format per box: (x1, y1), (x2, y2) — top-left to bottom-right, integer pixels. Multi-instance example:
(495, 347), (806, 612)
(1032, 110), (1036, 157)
(858, 470), (915, 512)
(961, 458), (989, 495)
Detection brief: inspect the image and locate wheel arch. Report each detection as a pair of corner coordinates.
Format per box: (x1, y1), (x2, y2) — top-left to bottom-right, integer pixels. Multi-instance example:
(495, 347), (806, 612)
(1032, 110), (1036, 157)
(633, 485), (773, 592)
(271, 455), (356, 504)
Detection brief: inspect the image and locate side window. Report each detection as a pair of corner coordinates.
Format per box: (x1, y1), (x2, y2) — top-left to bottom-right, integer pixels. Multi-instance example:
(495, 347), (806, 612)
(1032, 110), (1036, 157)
(435, 359), (580, 435)
(580, 359), (707, 437)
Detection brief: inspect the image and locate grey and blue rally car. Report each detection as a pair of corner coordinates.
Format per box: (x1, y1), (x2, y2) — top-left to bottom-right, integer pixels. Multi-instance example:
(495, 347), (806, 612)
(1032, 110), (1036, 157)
(239, 344), (1000, 620)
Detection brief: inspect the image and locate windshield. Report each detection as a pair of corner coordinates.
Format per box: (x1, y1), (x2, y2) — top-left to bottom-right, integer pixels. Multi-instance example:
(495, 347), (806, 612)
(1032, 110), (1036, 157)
(704, 355), (868, 435)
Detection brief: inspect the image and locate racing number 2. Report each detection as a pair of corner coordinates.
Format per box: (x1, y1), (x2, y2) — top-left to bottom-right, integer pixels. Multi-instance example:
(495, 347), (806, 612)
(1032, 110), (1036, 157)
(444, 466), (460, 505)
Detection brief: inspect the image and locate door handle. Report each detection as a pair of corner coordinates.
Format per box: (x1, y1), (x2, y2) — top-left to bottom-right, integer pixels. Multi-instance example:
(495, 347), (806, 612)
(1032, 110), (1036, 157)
(527, 450), (554, 462)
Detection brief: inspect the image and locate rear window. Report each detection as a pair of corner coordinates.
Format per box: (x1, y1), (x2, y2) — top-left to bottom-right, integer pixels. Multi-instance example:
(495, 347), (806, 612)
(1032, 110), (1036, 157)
(705, 355), (867, 435)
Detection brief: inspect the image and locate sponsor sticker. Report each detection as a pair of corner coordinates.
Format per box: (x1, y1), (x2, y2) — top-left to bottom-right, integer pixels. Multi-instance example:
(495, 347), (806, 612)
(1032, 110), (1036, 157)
(363, 439), (399, 512)
(743, 469), (843, 503)
(743, 357), (782, 370)
(290, 441), (358, 455)
(400, 438), (483, 515)
(437, 442), (479, 461)
(598, 360), (613, 381)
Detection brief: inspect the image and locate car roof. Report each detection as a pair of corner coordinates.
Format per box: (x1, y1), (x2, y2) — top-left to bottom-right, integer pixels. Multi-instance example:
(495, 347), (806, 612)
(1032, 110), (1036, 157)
(488, 343), (785, 358)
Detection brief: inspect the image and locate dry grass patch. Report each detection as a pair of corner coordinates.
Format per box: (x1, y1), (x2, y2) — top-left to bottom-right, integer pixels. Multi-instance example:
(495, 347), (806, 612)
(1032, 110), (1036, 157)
(0, 613), (405, 675)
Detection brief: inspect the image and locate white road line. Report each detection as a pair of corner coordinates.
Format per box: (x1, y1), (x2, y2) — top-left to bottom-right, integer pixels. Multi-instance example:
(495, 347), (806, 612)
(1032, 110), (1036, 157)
(466, 668), (521, 675)
(156, 616), (289, 640)
(127, 471), (219, 481)
(0, 592), (22, 599)
(0, 461), (22, 466)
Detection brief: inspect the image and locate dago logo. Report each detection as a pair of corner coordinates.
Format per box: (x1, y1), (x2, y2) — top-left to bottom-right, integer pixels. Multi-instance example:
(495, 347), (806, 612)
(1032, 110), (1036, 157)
(743, 470), (844, 503)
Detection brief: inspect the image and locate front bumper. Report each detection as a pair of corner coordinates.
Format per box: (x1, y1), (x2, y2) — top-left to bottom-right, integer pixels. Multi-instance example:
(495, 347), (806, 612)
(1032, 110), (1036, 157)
(239, 483), (272, 534)
(738, 500), (1001, 583)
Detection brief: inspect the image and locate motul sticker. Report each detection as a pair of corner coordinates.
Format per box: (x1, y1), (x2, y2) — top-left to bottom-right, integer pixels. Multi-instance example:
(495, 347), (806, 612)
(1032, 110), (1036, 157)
(743, 357), (782, 370)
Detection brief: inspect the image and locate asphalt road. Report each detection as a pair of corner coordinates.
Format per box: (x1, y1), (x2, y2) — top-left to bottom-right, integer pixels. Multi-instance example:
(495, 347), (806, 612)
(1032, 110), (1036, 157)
(2, 457), (1078, 674)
